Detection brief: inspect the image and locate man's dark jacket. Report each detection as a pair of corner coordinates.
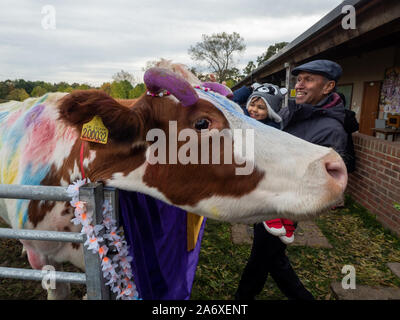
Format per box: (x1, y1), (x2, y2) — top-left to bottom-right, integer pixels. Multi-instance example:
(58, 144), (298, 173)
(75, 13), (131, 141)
(279, 92), (358, 172)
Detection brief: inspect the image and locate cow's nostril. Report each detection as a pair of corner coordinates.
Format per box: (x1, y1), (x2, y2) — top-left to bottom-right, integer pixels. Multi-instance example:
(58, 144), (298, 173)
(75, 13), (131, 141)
(325, 160), (348, 191)
(326, 162), (342, 179)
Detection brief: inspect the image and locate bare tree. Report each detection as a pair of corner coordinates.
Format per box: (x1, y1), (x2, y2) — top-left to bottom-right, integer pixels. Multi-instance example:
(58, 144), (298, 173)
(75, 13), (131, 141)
(188, 32), (246, 82)
(112, 70), (137, 86)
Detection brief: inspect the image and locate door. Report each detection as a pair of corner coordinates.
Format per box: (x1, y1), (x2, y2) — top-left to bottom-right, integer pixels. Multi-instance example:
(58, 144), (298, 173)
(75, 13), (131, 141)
(359, 81), (382, 136)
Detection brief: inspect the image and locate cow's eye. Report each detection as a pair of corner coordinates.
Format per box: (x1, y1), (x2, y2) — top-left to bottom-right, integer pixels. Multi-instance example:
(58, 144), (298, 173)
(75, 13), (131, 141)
(194, 118), (210, 130)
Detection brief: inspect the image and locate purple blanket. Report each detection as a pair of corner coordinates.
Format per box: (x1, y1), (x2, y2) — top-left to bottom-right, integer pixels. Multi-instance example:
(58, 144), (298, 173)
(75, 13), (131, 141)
(118, 190), (206, 300)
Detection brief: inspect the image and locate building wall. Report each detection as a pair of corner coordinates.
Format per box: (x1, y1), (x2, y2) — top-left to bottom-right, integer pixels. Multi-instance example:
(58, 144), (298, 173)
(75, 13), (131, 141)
(346, 133), (400, 235)
(337, 46), (397, 121)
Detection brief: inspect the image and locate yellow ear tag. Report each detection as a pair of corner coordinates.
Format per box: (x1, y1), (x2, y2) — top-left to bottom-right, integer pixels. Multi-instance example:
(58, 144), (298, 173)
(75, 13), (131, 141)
(80, 115), (109, 144)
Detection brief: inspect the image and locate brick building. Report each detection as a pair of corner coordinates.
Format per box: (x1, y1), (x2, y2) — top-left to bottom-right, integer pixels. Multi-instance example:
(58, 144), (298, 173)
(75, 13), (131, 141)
(233, 0), (400, 235)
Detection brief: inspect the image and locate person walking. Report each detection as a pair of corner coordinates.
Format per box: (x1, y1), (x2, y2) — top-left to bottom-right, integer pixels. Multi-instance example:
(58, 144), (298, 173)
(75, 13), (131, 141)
(235, 59), (357, 300)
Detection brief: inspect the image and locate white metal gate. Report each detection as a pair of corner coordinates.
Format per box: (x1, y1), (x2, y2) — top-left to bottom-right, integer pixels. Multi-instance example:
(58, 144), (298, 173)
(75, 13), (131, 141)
(0, 182), (119, 300)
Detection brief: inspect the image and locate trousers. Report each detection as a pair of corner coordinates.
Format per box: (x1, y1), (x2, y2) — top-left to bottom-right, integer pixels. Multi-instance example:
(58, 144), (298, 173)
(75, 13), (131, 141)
(235, 223), (314, 300)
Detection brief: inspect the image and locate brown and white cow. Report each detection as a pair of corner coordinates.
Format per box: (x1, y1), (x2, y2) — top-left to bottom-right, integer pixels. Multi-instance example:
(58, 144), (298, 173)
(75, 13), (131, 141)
(0, 62), (347, 298)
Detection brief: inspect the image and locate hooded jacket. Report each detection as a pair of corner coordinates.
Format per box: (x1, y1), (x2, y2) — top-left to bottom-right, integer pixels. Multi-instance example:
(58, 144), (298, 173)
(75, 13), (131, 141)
(279, 92), (358, 171)
(233, 84), (285, 128)
(242, 106), (281, 129)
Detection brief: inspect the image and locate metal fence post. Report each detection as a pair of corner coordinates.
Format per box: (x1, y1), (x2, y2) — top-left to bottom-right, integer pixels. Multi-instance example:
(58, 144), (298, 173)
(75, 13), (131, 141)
(79, 182), (110, 300)
(104, 187), (119, 226)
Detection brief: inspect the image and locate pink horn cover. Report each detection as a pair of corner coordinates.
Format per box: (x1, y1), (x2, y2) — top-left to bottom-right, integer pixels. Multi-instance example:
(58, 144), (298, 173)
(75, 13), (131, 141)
(202, 82), (234, 100)
(144, 67), (199, 107)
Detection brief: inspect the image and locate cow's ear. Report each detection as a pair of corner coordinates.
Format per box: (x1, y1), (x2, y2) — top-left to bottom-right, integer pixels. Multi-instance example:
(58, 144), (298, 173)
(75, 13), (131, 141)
(58, 90), (150, 143)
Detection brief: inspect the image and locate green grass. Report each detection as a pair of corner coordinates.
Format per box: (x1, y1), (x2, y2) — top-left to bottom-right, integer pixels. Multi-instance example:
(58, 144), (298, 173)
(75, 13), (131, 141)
(191, 195), (400, 300)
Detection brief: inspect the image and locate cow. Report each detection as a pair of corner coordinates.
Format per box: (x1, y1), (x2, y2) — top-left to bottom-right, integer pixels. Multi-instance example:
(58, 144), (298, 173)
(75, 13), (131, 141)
(0, 61), (347, 299)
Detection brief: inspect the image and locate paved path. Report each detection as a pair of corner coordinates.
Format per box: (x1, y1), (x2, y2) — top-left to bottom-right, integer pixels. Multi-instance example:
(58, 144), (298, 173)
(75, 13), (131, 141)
(387, 262), (400, 279)
(230, 220), (332, 248)
(292, 221), (333, 248)
(331, 282), (400, 300)
(231, 224), (253, 245)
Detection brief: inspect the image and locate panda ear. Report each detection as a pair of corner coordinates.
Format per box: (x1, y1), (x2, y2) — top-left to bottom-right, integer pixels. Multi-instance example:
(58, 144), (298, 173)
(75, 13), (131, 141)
(280, 88), (288, 96)
(251, 82), (262, 91)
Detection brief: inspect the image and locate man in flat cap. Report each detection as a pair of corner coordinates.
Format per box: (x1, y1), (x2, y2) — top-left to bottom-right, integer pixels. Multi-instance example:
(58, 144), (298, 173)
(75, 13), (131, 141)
(235, 59), (358, 301)
(280, 59), (358, 167)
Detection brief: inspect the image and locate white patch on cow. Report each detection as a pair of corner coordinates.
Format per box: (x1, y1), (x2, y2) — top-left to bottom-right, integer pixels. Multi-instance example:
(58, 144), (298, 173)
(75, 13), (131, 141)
(1, 199), (20, 229)
(68, 161), (82, 183)
(60, 178), (69, 186)
(107, 162), (172, 205)
(48, 105), (78, 172)
(165, 95), (179, 104)
(0, 198), (11, 225)
(83, 150), (96, 168)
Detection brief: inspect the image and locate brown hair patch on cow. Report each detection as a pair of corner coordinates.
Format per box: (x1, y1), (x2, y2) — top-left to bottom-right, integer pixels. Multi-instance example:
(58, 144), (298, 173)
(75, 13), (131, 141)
(28, 200), (56, 228)
(61, 203), (74, 216)
(58, 90), (152, 144)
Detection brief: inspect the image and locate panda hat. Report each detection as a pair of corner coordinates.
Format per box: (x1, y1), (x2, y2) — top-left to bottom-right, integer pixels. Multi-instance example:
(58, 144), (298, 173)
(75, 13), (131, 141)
(246, 83), (288, 123)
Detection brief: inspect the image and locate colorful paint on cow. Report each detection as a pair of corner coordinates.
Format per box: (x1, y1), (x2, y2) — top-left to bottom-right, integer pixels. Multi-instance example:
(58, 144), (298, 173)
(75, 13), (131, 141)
(0, 93), (78, 227)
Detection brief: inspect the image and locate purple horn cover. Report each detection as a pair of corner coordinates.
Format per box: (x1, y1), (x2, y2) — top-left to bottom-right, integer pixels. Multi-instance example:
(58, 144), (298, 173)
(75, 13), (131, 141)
(202, 82), (234, 100)
(144, 67), (199, 107)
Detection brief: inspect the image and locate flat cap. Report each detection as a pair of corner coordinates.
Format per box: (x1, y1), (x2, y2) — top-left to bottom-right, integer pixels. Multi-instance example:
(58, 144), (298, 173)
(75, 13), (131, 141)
(291, 59), (342, 81)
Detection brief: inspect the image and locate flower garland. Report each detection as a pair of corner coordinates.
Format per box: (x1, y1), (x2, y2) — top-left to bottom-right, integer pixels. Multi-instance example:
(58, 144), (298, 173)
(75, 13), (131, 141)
(67, 179), (140, 300)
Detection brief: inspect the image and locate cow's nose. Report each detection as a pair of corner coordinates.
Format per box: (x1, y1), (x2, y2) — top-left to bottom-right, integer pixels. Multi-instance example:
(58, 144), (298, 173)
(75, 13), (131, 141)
(323, 153), (348, 192)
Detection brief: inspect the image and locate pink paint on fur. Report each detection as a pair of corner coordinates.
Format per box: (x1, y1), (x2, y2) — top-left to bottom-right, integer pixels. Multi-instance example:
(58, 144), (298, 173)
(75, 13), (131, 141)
(62, 126), (79, 143)
(24, 117), (56, 167)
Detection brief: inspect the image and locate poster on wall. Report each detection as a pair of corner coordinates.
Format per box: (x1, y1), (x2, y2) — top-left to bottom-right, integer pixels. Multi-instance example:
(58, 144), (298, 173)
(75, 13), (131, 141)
(379, 67), (400, 114)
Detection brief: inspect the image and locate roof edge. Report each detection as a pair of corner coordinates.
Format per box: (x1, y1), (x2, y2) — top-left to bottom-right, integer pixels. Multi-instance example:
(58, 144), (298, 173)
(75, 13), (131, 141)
(234, 0), (365, 88)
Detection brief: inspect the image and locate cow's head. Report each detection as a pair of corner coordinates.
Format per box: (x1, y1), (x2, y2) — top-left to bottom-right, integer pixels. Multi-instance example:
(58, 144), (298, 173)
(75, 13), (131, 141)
(58, 64), (347, 224)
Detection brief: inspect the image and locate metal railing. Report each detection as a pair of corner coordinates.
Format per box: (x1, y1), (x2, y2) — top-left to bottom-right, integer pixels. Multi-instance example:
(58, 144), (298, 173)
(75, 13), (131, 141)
(0, 182), (119, 300)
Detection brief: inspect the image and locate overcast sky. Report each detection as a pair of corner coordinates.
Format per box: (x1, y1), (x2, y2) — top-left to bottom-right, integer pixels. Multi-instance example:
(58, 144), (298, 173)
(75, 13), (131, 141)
(0, 0), (344, 86)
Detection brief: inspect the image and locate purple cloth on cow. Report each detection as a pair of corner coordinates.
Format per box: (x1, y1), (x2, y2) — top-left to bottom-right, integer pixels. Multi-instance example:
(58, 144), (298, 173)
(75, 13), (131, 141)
(118, 190), (206, 300)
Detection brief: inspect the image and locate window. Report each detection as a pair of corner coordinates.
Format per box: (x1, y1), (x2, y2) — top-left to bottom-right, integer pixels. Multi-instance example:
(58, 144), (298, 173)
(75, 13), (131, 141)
(336, 84), (353, 110)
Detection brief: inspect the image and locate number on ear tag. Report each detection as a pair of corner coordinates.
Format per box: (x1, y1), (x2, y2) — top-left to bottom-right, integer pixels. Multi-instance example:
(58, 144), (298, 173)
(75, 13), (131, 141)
(80, 115), (109, 144)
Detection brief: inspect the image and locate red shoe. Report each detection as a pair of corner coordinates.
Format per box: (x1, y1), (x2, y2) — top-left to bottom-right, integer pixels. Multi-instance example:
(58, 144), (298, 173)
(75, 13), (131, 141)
(263, 219), (286, 236)
(279, 219), (295, 244)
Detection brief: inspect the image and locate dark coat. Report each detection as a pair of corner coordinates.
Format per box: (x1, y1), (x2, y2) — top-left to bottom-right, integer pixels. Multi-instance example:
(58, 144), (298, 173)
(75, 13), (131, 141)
(233, 86), (252, 108)
(279, 92), (357, 171)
